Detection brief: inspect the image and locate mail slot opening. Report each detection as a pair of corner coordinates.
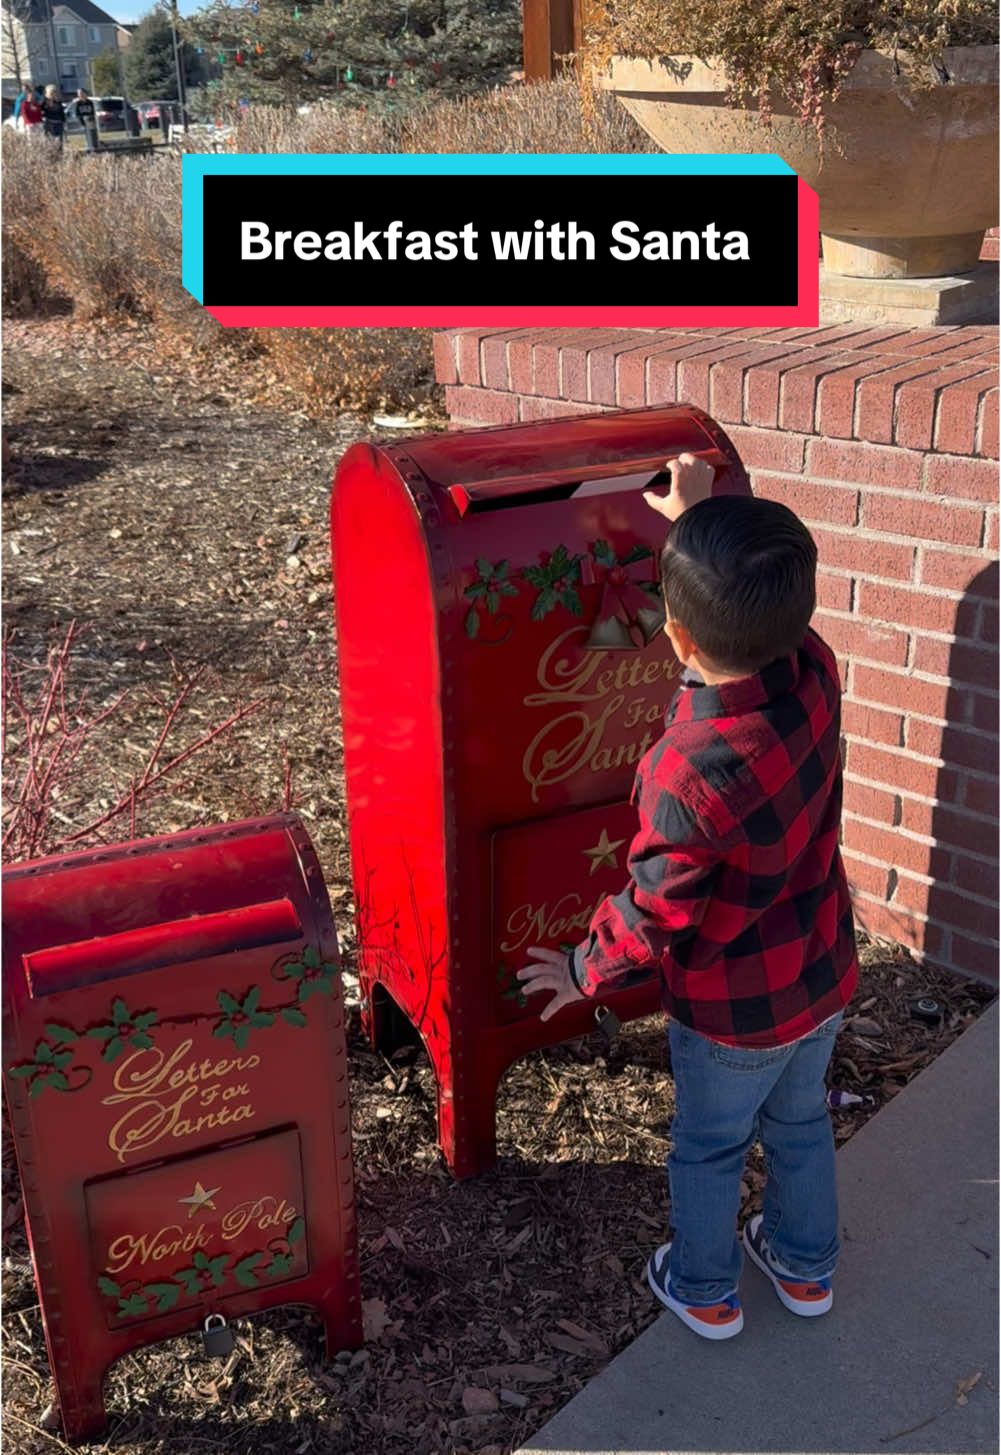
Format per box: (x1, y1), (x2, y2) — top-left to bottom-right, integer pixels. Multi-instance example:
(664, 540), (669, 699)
(447, 448), (728, 517)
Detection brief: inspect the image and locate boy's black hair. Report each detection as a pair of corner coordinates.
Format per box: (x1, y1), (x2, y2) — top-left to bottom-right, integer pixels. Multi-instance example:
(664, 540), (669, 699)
(660, 495), (817, 675)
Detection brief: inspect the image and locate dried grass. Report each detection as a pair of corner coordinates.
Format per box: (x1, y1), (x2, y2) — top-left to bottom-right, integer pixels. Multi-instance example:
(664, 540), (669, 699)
(230, 78), (656, 154)
(2, 84), (650, 413)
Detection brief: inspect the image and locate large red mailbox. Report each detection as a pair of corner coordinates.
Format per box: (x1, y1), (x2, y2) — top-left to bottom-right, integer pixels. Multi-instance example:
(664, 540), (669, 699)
(2, 814), (361, 1441)
(331, 404), (751, 1178)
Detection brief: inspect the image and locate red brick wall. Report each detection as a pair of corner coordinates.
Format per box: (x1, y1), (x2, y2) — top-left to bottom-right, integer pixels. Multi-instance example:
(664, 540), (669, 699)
(435, 326), (1000, 983)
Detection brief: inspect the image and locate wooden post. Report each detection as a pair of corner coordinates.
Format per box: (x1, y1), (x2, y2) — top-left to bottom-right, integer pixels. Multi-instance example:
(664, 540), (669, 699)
(522, 0), (581, 81)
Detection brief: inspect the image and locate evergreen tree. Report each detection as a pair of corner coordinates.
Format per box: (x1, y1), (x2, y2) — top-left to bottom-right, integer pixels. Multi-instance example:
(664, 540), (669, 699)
(124, 9), (202, 99)
(91, 47), (123, 93)
(185, 0), (521, 109)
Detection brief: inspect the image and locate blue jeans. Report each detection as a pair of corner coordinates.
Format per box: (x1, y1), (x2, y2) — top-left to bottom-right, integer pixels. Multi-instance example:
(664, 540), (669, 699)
(667, 1013), (843, 1304)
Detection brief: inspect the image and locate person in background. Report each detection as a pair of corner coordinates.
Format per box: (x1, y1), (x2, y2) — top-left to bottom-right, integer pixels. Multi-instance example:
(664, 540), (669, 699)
(41, 85), (65, 147)
(76, 89), (98, 152)
(12, 83), (30, 122)
(19, 89), (43, 133)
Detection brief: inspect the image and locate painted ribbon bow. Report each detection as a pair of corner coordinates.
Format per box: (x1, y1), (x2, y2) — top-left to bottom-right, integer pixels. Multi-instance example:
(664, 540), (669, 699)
(585, 540), (665, 651)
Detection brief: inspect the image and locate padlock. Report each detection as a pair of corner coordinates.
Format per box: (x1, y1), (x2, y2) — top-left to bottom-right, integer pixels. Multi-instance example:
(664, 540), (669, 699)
(202, 1313), (235, 1358)
(594, 1004), (622, 1044)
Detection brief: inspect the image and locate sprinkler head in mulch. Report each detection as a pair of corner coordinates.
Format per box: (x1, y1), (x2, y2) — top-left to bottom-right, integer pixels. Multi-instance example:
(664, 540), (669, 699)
(908, 996), (944, 1026)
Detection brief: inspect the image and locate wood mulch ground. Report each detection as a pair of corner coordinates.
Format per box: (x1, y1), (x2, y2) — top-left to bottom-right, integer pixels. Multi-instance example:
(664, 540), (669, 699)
(2, 319), (995, 1455)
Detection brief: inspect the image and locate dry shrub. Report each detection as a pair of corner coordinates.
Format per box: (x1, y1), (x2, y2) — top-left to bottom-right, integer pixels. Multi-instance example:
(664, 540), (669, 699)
(579, 0), (999, 132)
(2, 82), (651, 411)
(231, 77), (654, 154)
(257, 328), (438, 415)
(1, 134), (68, 315)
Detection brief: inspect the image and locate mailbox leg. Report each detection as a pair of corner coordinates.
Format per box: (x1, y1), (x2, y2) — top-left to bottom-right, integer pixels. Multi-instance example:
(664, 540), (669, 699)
(52, 1374), (109, 1444)
(364, 979), (419, 1056)
(320, 1297), (364, 1358)
(436, 1055), (502, 1180)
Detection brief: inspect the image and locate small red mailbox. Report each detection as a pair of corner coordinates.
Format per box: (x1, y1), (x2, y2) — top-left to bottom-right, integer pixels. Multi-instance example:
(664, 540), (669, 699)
(331, 404), (751, 1178)
(2, 814), (361, 1441)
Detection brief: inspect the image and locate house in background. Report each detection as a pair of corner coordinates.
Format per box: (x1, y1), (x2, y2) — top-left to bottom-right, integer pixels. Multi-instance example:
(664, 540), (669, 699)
(1, 0), (128, 105)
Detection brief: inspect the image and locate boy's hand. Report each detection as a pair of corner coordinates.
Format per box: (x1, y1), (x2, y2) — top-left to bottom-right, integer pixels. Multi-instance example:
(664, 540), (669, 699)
(516, 946), (586, 1023)
(643, 452), (716, 524)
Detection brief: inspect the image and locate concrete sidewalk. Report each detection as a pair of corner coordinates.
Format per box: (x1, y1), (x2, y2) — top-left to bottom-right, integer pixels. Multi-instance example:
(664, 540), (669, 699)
(518, 1002), (998, 1455)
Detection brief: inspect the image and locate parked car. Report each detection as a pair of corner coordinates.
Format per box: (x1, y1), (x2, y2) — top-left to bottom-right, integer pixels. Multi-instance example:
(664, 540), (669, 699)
(65, 96), (128, 133)
(136, 100), (166, 129)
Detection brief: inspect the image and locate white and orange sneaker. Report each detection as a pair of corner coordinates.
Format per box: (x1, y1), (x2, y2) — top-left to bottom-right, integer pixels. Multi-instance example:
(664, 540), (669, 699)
(742, 1215), (834, 1316)
(646, 1244), (744, 1340)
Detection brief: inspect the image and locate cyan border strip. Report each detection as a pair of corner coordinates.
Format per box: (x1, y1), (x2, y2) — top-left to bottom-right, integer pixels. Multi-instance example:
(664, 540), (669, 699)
(182, 152), (794, 304)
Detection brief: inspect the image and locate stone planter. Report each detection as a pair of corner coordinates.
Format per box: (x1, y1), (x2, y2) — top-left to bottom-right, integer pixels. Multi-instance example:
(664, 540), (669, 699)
(605, 48), (999, 281)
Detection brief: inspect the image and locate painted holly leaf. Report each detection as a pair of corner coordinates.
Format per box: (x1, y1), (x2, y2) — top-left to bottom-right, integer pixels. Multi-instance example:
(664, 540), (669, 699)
(234, 1253), (263, 1288)
(7, 1063), (36, 1080)
(33, 1041), (55, 1066)
(214, 986), (273, 1047)
(287, 1217), (306, 1246)
(87, 1002), (158, 1060)
(559, 586), (584, 616)
(193, 1251), (211, 1270)
(466, 558), (520, 619)
(174, 1266), (201, 1296)
(206, 1255), (228, 1287)
(147, 1282), (182, 1313)
(266, 1250), (295, 1278)
(591, 539), (617, 569)
(295, 950), (337, 1004)
(44, 1023), (77, 1045)
(97, 1275), (120, 1298)
(623, 543), (653, 565)
(282, 1007), (308, 1029)
(530, 588), (559, 621)
(118, 1292), (149, 1318)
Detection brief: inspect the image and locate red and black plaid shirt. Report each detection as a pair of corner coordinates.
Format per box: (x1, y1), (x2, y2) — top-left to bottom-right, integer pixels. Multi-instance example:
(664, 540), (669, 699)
(572, 629), (858, 1047)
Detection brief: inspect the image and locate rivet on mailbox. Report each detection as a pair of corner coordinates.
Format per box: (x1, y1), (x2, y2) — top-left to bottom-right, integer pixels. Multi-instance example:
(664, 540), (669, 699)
(331, 403), (752, 1178)
(2, 813), (362, 1441)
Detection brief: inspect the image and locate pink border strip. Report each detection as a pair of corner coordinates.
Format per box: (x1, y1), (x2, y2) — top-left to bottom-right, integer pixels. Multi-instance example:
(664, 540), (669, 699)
(207, 179), (819, 330)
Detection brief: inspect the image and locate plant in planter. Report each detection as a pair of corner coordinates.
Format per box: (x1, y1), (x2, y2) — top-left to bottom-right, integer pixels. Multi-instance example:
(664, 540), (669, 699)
(581, 0), (999, 283)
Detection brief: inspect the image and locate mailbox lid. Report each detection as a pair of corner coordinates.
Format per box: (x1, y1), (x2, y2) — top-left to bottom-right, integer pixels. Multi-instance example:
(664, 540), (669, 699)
(1, 814), (336, 1012)
(386, 403), (746, 513)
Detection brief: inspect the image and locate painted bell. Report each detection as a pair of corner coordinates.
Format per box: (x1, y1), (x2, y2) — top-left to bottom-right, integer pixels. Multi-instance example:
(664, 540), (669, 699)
(585, 615), (639, 652)
(634, 603), (667, 644)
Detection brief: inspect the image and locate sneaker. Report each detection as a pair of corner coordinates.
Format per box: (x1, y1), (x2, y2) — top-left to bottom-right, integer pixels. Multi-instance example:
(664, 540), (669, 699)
(742, 1215), (833, 1316)
(646, 1244), (743, 1340)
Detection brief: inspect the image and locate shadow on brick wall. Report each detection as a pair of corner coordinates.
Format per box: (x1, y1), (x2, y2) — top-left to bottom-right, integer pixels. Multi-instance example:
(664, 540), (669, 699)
(845, 560), (999, 985)
(929, 560), (1000, 984)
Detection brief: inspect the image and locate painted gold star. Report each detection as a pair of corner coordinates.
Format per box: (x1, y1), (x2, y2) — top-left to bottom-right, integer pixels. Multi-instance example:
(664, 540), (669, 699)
(582, 828), (627, 876)
(178, 1181), (221, 1220)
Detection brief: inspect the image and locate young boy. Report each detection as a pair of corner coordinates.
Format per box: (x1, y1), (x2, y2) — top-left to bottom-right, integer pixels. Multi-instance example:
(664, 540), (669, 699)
(518, 453), (858, 1341)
